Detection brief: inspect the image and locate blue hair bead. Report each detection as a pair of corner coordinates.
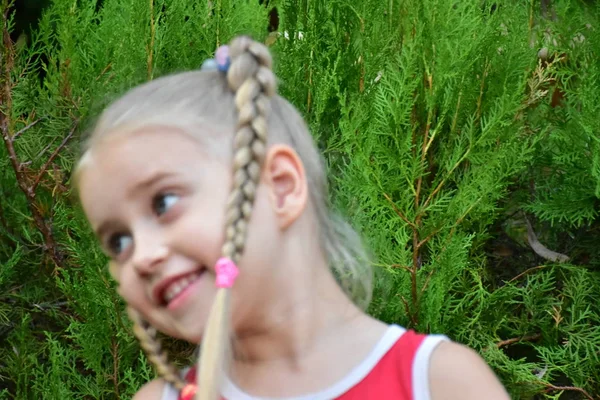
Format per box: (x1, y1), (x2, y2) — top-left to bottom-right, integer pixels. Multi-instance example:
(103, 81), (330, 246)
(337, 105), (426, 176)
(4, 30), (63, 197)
(201, 59), (218, 71)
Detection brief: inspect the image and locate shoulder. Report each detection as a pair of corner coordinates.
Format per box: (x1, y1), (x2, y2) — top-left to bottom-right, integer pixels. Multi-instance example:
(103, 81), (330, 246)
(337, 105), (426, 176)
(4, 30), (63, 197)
(428, 341), (510, 400)
(132, 378), (168, 400)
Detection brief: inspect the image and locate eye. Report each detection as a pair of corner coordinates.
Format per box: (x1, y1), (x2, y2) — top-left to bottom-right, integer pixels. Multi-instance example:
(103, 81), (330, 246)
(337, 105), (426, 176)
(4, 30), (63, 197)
(152, 193), (180, 216)
(107, 233), (133, 256)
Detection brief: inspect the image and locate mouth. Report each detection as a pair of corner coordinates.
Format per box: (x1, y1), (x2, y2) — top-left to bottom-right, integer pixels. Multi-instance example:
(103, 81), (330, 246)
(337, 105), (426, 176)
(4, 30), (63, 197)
(155, 267), (207, 307)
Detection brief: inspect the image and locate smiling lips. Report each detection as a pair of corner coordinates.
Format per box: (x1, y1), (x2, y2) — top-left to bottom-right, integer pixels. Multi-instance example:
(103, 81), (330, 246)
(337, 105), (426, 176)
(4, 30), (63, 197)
(156, 269), (205, 306)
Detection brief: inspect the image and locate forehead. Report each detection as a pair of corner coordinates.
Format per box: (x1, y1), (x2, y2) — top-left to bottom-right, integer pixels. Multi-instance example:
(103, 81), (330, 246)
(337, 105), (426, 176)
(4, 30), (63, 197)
(77, 128), (214, 224)
(82, 128), (206, 181)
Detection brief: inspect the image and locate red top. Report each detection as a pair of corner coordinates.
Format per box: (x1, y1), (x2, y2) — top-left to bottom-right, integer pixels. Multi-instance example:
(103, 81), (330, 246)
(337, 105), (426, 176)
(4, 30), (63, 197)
(178, 327), (436, 400)
(336, 330), (427, 399)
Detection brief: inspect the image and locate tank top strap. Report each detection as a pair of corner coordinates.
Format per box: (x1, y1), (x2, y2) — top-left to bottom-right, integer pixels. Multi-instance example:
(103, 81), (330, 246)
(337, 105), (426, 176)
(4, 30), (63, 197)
(161, 380), (180, 400)
(393, 329), (448, 400)
(160, 326), (449, 400)
(161, 368), (195, 400)
(395, 330), (428, 398)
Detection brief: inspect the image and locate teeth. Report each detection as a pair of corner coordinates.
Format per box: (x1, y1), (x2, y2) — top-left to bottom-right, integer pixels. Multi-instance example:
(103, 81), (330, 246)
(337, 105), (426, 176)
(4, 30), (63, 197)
(163, 273), (199, 304)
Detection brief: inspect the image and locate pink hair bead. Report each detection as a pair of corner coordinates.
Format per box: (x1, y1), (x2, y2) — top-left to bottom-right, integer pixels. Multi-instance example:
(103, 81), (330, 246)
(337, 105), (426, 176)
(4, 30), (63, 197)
(215, 257), (239, 288)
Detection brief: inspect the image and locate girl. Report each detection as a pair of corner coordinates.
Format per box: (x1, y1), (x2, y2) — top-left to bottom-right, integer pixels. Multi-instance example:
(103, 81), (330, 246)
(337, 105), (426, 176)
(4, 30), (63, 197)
(75, 36), (510, 400)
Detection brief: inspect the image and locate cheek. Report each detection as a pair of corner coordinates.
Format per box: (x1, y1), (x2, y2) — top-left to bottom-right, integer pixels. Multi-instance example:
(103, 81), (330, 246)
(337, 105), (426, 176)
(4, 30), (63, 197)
(176, 210), (226, 264)
(116, 269), (185, 339)
(173, 190), (230, 262)
(115, 268), (148, 309)
(230, 193), (280, 318)
(243, 191), (280, 261)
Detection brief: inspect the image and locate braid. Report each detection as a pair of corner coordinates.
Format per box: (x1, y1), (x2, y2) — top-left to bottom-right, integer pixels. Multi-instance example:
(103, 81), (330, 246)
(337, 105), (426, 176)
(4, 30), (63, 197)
(196, 36), (277, 400)
(127, 307), (186, 390)
(222, 36), (276, 261)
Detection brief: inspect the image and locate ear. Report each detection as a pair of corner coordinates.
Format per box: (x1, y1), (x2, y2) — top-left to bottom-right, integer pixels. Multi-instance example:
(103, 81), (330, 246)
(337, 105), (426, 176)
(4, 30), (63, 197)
(262, 144), (308, 229)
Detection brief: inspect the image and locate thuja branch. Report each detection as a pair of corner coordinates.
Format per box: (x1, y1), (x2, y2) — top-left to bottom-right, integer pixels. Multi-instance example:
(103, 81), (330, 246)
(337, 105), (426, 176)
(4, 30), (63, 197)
(483, 333), (541, 352)
(408, 70), (436, 325)
(495, 333), (541, 349)
(420, 195), (483, 251)
(13, 118), (41, 139)
(420, 146), (471, 212)
(508, 265), (548, 283)
(540, 383), (595, 400)
(475, 59), (490, 125)
(30, 123), (77, 193)
(0, 10), (72, 271)
(450, 88), (463, 135)
(400, 295), (417, 326)
(386, 72), (439, 326)
(147, 0), (156, 80)
(306, 49), (313, 114)
(383, 193), (417, 229)
(110, 337), (121, 399)
(0, 190), (13, 238)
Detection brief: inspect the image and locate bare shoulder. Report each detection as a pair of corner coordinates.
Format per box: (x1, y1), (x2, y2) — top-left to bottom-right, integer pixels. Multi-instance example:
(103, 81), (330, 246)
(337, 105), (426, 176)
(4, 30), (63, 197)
(132, 378), (167, 400)
(429, 341), (510, 400)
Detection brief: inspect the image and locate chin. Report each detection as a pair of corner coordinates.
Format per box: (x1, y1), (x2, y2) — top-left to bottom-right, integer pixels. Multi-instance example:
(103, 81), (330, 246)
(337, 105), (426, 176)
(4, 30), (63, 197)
(156, 321), (202, 344)
(181, 325), (204, 344)
(162, 315), (205, 344)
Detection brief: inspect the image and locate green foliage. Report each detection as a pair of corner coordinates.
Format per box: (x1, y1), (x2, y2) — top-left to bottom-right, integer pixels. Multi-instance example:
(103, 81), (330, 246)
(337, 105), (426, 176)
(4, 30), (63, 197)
(1, 0), (599, 399)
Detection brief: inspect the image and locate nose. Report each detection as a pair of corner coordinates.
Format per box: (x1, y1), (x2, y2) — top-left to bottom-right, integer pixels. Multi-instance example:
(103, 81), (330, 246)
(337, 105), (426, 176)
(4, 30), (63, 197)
(131, 230), (169, 275)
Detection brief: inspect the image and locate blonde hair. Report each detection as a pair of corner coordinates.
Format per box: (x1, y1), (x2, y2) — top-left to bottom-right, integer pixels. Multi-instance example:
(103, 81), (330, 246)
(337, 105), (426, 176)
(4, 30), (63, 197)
(77, 36), (371, 399)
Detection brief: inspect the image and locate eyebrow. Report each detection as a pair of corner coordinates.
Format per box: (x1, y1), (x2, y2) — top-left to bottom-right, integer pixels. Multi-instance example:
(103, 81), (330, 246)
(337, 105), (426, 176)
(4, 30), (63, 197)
(94, 171), (175, 239)
(127, 170), (176, 198)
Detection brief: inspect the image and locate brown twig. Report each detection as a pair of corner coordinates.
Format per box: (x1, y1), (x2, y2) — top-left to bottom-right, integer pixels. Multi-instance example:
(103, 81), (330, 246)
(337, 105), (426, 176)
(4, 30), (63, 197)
(1, 1), (15, 129)
(214, 0), (221, 47)
(420, 269), (435, 295)
(31, 122), (77, 193)
(475, 59), (490, 125)
(1, 140), (65, 268)
(416, 225), (444, 249)
(99, 271), (130, 336)
(427, 195), (484, 267)
(358, 16), (365, 93)
(12, 118), (41, 140)
(15, 48), (35, 85)
(414, 105), (433, 214)
(528, 0), (535, 32)
(34, 138), (56, 161)
(541, 382), (594, 400)
(400, 295), (417, 327)
(383, 193), (417, 229)
(0, 193), (9, 235)
(0, 8), (69, 270)
(450, 88), (463, 135)
(414, 72), (434, 213)
(95, 62), (112, 82)
(410, 236), (419, 322)
(388, 264), (412, 274)
(483, 333), (541, 353)
(110, 337), (121, 399)
(417, 195), (482, 253)
(420, 148), (471, 212)
(147, 0), (155, 80)
(306, 49), (314, 114)
(2, 4), (22, 184)
(496, 333), (541, 349)
(508, 265), (548, 283)
(406, 71), (435, 326)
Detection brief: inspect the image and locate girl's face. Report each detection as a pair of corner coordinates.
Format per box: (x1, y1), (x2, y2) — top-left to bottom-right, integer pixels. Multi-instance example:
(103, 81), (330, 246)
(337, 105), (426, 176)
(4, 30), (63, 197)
(77, 127), (288, 343)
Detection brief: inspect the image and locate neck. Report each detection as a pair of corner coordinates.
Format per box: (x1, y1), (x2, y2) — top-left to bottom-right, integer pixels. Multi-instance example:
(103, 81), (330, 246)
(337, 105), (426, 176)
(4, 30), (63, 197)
(235, 272), (361, 363)
(230, 237), (367, 369)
